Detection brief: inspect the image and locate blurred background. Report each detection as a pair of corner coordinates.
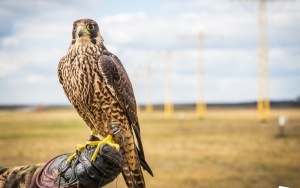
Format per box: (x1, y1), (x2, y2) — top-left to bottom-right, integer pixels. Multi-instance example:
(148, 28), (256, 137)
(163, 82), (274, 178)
(0, 0), (299, 188)
(0, 0), (299, 106)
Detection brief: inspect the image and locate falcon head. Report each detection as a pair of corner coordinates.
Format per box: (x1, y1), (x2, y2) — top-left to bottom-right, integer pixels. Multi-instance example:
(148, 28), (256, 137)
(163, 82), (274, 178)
(72, 18), (103, 46)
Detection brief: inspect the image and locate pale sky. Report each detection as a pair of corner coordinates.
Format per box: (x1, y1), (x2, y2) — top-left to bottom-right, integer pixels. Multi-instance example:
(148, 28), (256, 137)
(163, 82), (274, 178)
(0, 0), (299, 105)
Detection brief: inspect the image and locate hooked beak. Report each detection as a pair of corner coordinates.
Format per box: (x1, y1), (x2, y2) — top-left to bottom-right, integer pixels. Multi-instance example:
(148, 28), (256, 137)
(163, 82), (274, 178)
(77, 26), (89, 38)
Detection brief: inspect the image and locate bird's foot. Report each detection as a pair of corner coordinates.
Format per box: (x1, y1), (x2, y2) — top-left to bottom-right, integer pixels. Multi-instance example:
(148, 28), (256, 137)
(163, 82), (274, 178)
(88, 128), (120, 162)
(66, 127), (121, 164)
(66, 143), (86, 163)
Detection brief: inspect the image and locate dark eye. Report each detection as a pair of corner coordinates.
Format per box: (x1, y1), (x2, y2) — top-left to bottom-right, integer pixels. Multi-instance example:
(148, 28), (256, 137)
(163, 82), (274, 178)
(87, 24), (95, 30)
(73, 26), (77, 31)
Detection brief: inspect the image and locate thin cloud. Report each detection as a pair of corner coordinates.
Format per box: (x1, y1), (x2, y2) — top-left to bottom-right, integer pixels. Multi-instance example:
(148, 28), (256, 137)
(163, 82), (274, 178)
(0, 0), (299, 104)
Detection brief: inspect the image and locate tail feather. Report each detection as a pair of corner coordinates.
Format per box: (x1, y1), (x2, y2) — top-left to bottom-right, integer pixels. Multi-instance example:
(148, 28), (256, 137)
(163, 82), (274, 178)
(122, 163), (146, 188)
(122, 164), (134, 188)
(138, 148), (153, 177)
(120, 146), (151, 188)
(118, 128), (153, 188)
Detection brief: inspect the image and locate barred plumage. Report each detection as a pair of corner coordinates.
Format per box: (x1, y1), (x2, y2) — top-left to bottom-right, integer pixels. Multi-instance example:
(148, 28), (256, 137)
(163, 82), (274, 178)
(58, 18), (153, 188)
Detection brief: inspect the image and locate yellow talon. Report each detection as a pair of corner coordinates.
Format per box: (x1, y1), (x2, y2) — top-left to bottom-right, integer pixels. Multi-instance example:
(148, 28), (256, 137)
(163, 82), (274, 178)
(67, 153), (77, 163)
(66, 143), (86, 163)
(90, 134), (120, 162)
(66, 128), (120, 163)
(91, 128), (97, 136)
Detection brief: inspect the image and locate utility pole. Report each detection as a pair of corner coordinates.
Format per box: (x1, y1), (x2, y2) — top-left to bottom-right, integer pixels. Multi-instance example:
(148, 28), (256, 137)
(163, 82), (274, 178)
(146, 64), (153, 113)
(132, 71), (141, 114)
(164, 52), (174, 117)
(236, 0), (294, 121)
(196, 33), (206, 119)
(257, 0), (270, 122)
(179, 32), (221, 118)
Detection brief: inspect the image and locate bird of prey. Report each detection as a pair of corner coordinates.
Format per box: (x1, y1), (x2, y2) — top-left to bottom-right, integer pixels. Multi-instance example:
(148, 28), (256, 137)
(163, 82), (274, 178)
(58, 18), (153, 188)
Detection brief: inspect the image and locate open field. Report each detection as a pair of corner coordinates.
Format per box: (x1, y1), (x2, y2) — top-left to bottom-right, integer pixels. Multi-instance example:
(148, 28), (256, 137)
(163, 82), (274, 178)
(0, 107), (299, 188)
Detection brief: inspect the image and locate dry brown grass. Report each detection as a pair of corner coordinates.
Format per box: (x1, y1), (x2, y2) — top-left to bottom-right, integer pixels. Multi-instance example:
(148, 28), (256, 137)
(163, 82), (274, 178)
(0, 107), (299, 188)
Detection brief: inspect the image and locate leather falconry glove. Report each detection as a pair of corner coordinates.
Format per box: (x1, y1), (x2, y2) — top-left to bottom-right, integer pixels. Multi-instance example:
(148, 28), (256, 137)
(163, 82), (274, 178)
(34, 144), (124, 188)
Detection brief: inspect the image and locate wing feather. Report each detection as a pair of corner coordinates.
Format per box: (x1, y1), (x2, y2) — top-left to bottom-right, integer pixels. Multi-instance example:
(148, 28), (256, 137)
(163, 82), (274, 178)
(98, 50), (144, 157)
(98, 49), (153, 176)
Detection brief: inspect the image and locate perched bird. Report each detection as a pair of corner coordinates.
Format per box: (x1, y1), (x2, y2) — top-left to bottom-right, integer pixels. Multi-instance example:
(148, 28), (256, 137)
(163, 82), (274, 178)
(58, 18), (153, 188)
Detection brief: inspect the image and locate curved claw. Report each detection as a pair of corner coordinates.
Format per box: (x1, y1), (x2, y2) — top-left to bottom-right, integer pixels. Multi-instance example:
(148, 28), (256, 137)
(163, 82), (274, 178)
(66, 144), (85, 163)
(67, 153), (77, 164)
(67, 128), (120, 163)
(90, 135), (120, 162)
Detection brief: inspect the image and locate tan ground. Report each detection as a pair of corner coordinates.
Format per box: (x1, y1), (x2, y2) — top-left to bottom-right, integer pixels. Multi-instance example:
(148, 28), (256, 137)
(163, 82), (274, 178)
(0, 107), (299, 188)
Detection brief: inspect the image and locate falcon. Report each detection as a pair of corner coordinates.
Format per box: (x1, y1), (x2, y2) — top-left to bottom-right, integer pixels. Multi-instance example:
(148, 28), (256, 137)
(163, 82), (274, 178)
(58, 18), (153, 188)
